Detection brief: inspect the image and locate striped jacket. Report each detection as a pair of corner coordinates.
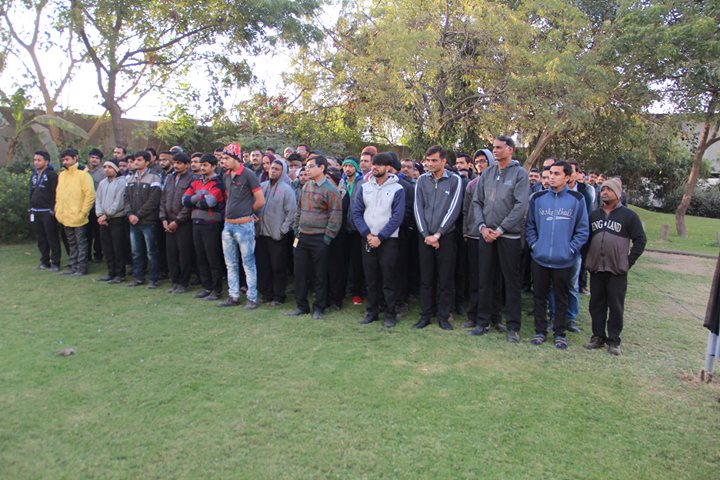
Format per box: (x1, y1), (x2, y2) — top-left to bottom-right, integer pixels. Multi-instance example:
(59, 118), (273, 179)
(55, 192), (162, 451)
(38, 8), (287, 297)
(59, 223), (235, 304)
(413, 169), (462, 237)
(294, 176), (342, 240)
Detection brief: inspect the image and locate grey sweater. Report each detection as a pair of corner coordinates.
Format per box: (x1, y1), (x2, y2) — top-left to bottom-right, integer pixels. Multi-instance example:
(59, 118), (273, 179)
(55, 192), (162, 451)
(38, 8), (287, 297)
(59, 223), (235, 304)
(470, 160), (529, 238)
(95, 176), (127, 219)
(257, 179), (296, 240)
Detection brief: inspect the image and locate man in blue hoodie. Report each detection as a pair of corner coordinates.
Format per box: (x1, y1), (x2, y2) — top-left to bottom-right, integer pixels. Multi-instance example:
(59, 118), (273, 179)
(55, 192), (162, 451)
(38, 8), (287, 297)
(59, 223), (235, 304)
(526, 161), (589, 349)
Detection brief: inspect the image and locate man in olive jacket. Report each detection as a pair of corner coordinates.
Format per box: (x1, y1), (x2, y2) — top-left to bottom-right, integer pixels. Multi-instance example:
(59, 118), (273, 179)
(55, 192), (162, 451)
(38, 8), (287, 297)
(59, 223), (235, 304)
(55, 148), (96, 275)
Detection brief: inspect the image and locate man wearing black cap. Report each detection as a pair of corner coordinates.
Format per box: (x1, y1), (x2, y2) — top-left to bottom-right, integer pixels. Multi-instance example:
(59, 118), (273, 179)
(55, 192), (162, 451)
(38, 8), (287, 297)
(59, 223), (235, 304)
(413, 145), (463, 330)
(182, 153), (226, 300)
(160, 152), (194, 294)
(352, 152), (406, 327)
(95, 159), (128, 283)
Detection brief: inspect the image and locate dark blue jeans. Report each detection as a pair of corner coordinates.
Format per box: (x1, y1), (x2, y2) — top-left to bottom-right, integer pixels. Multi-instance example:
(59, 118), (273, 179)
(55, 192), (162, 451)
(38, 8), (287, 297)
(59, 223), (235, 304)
(130, 223), (159, 282)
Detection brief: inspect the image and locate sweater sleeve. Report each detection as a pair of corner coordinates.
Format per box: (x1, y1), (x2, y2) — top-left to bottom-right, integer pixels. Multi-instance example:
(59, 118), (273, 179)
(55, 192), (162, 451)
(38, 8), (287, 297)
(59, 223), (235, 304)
(324, 187), (343, 239)
(627, 211), (647, 268)
(471, 175), (486, 233)
(80, 172), (96, 219)
(351, 184), (370, 237)
(280, 186), (297, 235)
(413, 178), (428, 237)
(377, 187), (405, 241)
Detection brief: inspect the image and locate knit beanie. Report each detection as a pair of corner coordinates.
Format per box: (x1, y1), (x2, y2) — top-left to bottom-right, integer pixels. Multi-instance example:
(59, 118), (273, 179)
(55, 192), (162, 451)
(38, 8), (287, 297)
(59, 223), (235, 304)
(223, 143), (241, 160)
(602, 177), (622, 200)
(341, 157), (360, 173)
(103, 160), (119, 172)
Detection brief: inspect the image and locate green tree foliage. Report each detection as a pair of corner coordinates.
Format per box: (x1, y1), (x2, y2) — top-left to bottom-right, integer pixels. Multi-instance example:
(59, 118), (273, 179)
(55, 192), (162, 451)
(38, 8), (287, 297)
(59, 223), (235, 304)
(68, 0), (322, 147)
(613, 0), (720, 235)
(290, 0), (651, 160)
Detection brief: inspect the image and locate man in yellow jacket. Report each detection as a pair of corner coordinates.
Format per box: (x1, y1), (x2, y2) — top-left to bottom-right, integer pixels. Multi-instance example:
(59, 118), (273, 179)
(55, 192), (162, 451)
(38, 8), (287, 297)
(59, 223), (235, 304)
(55, 148), (96, 275)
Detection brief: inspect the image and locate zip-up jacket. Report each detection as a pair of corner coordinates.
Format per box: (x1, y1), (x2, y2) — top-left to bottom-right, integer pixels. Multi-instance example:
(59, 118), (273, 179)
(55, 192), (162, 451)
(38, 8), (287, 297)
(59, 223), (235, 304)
(95, 176), (127, 219)
(338, 174), (364, 232)
(585, 205), (646, 275)
(397, 175), (416, 228)
(352, 174), (405, 241)
(471, 160), (529, 238)
(159, 171), (193, 225)
(463, 176), (481, 239)
(182, 174), (225, 224)
(55, 163), (96, 227)
(526, 186), (589, 269)
(29, 165), (57, 213)
(413, 169), (462, 237)
(258, 179), (296, 241)
(124, 169), (161, 224)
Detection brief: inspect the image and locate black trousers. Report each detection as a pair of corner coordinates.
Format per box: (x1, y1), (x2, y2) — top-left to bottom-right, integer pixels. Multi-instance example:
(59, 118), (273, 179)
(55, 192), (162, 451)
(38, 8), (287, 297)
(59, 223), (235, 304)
(589, 272), (628, 346)
(256, 235), (290, 303)
(294, 233), (330, 313)
(166, 221), (194, 287)
(156, 220), (168, 276)
(100, 217), (128, 278)
(64, 225), (89, 273)
(362, 237), (399, 319)
(31, 211), (61, 267)
(395, 227), (412, 305)
(328, 228), (348, 308)
(466, 238), (502, 325)
(86, 209), (103, 261)
(477, 236), (522, 332)
(418, 231), (457, 321)
(193, 222), (224, 293)
(521, 241), (533, 290)
(454, 232), (468, 311)
(532, 261), (572, 337)
(346, 231), (365, 297)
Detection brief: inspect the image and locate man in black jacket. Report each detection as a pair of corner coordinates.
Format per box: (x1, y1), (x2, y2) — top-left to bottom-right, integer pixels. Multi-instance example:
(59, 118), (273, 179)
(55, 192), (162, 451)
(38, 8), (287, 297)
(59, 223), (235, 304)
(584, 178), (646, 355)
(412, 146), (463, 331)
(125, 150), (162, 288)
(29, 150), (61, 271)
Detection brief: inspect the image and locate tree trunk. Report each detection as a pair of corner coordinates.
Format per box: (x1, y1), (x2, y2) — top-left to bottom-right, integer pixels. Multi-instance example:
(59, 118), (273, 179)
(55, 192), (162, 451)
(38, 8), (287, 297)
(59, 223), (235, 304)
(106, 99), (126, 147)
(675, 93), (718, 237)
(4, 136), (19, 165)
(674, 139), (706, 237)
(524, 127), (555, 169)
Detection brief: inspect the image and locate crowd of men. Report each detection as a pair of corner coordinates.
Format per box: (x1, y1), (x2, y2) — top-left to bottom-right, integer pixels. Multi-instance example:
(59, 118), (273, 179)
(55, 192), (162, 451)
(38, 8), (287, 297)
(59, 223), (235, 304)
(29, 136), (647, 354)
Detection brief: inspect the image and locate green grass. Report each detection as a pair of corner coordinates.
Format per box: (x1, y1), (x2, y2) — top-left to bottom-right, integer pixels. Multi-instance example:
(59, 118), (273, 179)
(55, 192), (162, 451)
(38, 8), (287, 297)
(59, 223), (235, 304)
(1, 243), (719, 478)
(631, 205), (720, 256)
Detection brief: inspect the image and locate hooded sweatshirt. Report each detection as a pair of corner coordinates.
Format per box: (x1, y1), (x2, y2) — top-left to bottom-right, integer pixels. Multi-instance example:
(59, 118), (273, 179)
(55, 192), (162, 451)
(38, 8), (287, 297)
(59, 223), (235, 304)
(55, 162), (96, 227)
(526, 185), (589, 269)
(470, 159), (529, 238)
(352, 173), (405, 241)
(258, 175), (297, 241)
(463, 149), (495, 239)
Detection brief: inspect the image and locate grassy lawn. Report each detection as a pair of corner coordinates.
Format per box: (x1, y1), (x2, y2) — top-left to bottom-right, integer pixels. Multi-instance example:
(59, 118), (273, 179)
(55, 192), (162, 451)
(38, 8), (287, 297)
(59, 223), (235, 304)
(1, 242), (719, 479)
(631, 205), (720, 256)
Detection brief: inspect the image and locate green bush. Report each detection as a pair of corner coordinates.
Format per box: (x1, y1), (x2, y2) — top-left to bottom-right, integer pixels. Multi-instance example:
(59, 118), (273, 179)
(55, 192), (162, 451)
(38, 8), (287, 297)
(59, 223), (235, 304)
(0, 167), (32, 243)
(661, 184), (720, 219)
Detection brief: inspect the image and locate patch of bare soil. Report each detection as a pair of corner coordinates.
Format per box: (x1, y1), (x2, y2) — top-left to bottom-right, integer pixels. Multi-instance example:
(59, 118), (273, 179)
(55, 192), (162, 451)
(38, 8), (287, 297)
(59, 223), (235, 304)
(644, 250), (717, 277)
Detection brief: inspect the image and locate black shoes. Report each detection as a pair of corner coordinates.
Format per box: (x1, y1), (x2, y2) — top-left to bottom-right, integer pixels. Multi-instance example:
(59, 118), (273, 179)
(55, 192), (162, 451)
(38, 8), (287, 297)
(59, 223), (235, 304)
(204, 291), (220, 301)
(194, 289), (212, 299)
(530, 333), (546, 345)
(146, 281), (159, 289)
(554, 336), (568, 350)
(127, 280), (144, 287)
(244, 300), (258, 310)
(438, 318), (453, 330)
(507, 331), (520, 343)
(383, 317), (397, 328)
(108, 276), (125, 284)
(493, 323), (508, 333)
(468, 325), (490, 336)
(286, 308), (309, 316)
(96, 275), (113, 282)
(567, 321), (581, 333)
(312, 310), (324, 320)
(413, 318), (431, 329)
(359, 314), (377, 324)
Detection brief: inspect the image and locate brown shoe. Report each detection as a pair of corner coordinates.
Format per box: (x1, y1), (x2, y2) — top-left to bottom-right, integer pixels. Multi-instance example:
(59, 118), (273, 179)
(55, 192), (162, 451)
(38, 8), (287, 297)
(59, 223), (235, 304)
(607, 345), (622, 356)
(584, 336), (605, 350)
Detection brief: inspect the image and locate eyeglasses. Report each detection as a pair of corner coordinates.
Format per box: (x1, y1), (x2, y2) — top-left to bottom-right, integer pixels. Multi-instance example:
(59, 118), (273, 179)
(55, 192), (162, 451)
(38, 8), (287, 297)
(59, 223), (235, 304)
(306, 164), (317, 169)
